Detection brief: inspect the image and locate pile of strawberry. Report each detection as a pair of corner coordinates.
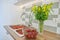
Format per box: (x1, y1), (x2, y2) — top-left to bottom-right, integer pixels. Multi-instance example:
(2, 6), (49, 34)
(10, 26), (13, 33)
(10, 25), (38, 39)
(10, 25), (25, 29)
(25, 29), (38, 39)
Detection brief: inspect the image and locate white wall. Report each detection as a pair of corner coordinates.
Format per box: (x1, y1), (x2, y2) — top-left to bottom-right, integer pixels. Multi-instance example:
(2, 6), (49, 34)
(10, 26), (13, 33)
(0, 0), (22, 40)
(0, 0), (22, 25)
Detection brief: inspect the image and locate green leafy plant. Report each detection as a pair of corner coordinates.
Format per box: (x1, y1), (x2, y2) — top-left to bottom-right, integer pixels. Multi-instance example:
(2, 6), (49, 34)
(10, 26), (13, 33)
(31, 3), (53, 33)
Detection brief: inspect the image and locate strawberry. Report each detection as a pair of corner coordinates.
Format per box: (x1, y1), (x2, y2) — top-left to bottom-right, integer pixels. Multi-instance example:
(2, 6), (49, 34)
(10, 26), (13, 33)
(16, 29), (23, 34)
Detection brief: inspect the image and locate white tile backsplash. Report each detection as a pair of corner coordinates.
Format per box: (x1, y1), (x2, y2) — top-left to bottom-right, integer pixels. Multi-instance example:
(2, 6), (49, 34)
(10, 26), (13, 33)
(51, 9), (59, 15)
(44, 20), (57, 27)
(44, 25), (57, 33)
(22, 1), (60, 34)
(57, 27), (60, 34)
(59, 2), (60, 8)
(32, 23), (39, 32)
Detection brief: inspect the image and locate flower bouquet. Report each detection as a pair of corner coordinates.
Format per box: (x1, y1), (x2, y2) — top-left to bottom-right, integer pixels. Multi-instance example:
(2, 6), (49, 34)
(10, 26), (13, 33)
(31, 3), (53, 33)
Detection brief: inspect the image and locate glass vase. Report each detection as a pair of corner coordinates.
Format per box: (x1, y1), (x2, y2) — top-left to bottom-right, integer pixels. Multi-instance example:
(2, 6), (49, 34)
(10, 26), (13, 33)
(39, 20), (44, 35)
